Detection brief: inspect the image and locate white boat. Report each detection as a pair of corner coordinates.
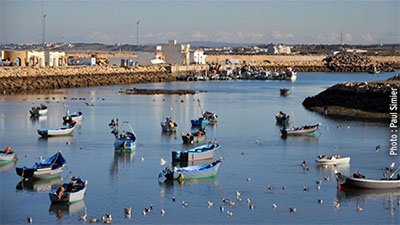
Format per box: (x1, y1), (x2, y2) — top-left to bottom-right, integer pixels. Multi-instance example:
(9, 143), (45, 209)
(316, 155), (350, 165)
(335, 163), (400, 190)
(159, 159), (223, 180)
(49, 177), (87, 204)
(30, 104), (48, 117)
(63, 110), (83, 123)
(281, 123), (321, 137)
(172, 141), (221, 162)
(0, 147), (17, 165)
(38, 122), (76, 137)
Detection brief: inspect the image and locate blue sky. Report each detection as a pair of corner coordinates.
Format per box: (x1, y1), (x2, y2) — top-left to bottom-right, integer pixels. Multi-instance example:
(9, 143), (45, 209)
(1, 0), (399, 45)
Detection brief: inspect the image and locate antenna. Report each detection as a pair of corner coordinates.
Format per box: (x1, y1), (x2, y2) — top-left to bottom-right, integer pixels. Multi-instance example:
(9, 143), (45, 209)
(41, 0), (46, 49)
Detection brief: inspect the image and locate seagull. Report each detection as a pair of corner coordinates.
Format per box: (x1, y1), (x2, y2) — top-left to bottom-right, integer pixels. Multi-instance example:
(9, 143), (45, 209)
(376, 145), (381, 151)
(27, 217), (32, 223)
(79, 213), (87, 221)
(236, 191), (241, 197)
(89, 218), (97, 223)
(246, 177), (252, 182)
(334, 145), (340, 150)
(226, 211), (234, 216)
(220, 206), (224, 212)
(356, 205), (363, 212)
(267, 185), (273, 190)
(316, 185), (321, 191)
(247, 198), (252, 204)
(282, 185), (286, 190)
(303, 186), (309, 191)
(172, 197), (176, 202)
(222, 198), (230, 204)
(161, 209), (166, 216)
(124, 207), (132, 215)
(160, 158), (167, 165)
(272, 203), (278, 209)
(301, 160), (307, 168)
(255, 140), (260, 144)
(334, 202), (341, 209)
(182, 201), (189, 207)
(208, 201), (214, 208)
(229, 201), (236, 207)
(236, 196), (242, 202)
(318, 199), (323, 204)
(316, 180), (322, 185)
(289, 207), (297, 213)
(141, 157), (144, 162)
(249, 204), (254, 210)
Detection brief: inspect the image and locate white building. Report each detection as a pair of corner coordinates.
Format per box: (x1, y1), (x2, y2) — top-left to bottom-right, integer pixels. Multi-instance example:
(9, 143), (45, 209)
(267, 44), (292, 54)
(191, 49), (207, 64)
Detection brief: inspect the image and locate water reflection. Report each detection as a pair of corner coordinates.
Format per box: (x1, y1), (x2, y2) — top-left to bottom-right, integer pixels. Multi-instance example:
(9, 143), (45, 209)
(38, 135), (75, 144)
(16, 177), (63, 192)
(161, 131), (178, 144)
(109, 152), (136, 177)
(48, 200), (86, 220)
(0, 160), (16, 171)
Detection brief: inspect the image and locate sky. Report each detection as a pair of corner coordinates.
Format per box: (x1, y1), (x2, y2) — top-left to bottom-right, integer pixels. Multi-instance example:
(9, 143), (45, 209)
(0, 0), (399, 45)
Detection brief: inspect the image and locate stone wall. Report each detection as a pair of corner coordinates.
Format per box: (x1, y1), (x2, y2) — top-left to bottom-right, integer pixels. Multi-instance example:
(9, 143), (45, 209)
(0, 66), (175, 94)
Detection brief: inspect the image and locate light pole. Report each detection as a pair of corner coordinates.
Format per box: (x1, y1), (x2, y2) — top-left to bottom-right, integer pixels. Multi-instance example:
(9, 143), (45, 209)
(136, 20), (139, 45)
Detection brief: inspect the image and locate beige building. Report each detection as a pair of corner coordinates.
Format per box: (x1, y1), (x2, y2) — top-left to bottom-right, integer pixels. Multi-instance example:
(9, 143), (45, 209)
(1, 50), (67, 67)
(157, 40), (191, 65)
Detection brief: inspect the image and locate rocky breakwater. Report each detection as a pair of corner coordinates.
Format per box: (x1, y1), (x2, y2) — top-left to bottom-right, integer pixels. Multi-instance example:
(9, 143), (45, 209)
(0, 66), (175, 94)
(302, 74), (400, 121)
(323, 53), (394, 73)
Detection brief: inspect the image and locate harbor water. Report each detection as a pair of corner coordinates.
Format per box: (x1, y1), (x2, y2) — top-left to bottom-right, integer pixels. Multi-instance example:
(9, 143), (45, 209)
(1, 71), (399, 224)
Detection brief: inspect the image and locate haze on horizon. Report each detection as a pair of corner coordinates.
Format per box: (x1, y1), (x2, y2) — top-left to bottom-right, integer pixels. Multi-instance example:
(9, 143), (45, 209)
(1, 0), (399, 45)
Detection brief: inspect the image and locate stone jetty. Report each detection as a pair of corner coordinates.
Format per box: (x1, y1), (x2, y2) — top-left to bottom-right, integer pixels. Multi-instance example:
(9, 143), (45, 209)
(302, 74), (400, 121)
(0, 66), (175, 94)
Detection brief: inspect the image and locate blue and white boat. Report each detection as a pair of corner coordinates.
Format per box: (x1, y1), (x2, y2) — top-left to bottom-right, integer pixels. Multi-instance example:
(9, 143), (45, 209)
(30, 104), (48, 117)
(16, 152), (66, 179)
(114, 121), (137, 152)
(190, 117), (210, 128)
(63, 110), (83, 124)
(172, 141), (220, 162)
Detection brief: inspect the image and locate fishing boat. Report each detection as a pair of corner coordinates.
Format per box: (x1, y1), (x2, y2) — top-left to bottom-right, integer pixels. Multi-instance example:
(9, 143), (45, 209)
(181, 129), (206, 144)
(190, 117), (210, 128)
(30, 104), (48, 117)
(49, 177), (87, 204)
(280, 88), (290, 96)
(38, 122), (76, 137)
(113, 121), (137, 153)
(161, 117), (178, 132)
(0, 146), (17, 165)
(285, 67), (297, 81)
(281, 123), (321, 137)
(335, 163), (400, 190)
(316, 155), (350, 165)
(202, 111), (218, 125)
(16, 152), (66, 179)
(63, 110), (83, 124)
(159, 159), (223, 180)
(197, 99), (218, 125)
(275, 111), (290, 124)
(172, 141), (220, 162)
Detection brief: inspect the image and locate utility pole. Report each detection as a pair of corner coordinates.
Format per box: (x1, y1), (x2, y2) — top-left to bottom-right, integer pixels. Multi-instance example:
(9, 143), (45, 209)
(136, 20), (139, 45)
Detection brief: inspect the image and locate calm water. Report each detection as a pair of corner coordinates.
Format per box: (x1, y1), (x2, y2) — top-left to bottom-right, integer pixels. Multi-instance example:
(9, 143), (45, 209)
(1, 71), (399, 225)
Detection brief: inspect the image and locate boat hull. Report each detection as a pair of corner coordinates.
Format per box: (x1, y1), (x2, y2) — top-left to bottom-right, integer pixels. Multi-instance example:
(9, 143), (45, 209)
(0, 153), (17, 165)
(316, 156), (350, 165)
(49, 181), (87, 204)
(114, 139), (136, 152)
(281, 123), (320, 137)
(38, 125), (75, 137)
(162, 160), (222, 180)
(16, 166), (65, 179)
(172, 143), (220, 162)
(336, 173), (400, 190)
(181, 133), (206, 144)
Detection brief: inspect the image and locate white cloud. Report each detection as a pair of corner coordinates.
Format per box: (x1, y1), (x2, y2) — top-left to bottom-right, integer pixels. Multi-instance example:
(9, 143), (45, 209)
(359, 33), (374, 42)
(344, 33), (353, 42)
